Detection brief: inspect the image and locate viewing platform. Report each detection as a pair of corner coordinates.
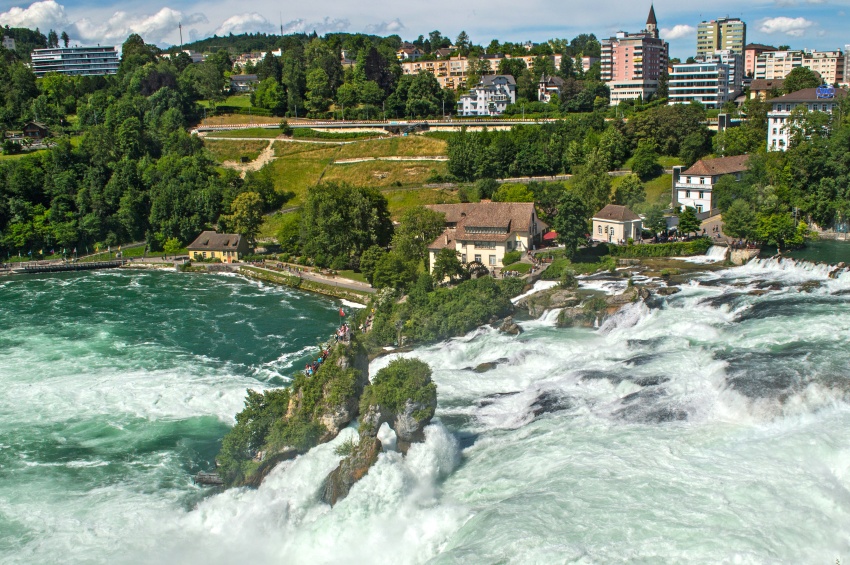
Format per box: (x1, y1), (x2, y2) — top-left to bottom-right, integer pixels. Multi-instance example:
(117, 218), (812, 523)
(13, 260), (125, 274)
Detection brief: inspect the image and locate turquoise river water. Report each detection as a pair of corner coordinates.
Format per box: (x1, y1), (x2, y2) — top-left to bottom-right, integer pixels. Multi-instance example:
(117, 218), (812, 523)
(1, 259), (850, 563)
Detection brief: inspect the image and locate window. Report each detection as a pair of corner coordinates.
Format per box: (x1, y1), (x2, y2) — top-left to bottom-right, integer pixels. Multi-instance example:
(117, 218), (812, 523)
(461, 254), (467, 263)
(489, 255), (496, 266)
(822, 104), (828, 111)
(699, 191), (704, 199)
(474, 254), (481, 263)
(786, 104), (791, 111)
(598, 225), (602, 234)
(686, 190), (691, 198)
(773, 128), (777, 134)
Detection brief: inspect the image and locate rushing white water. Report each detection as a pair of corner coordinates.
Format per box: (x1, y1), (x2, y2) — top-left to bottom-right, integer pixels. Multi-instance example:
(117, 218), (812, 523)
(4, 259), (850, 563)
(680, 244), (729, 263)
(510, 280), (559, 303)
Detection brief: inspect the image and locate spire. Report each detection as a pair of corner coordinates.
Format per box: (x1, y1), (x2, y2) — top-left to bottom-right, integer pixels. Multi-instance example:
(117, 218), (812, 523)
(646, 4), (658, 38)
(647, 4), (657, 26)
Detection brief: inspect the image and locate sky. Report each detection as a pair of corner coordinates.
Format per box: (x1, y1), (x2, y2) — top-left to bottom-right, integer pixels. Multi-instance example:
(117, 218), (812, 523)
(0, 0), (847, 59)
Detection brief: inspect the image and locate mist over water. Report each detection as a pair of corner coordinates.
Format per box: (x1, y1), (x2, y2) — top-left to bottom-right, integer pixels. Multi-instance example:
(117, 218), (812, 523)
(2, 261), (850, 563)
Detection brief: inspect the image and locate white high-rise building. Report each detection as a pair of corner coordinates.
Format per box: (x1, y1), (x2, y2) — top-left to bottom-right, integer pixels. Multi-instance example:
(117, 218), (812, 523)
(31, 46), (119, 78)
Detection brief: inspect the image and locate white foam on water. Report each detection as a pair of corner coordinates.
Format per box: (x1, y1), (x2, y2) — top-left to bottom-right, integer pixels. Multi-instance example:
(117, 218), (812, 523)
(340, 299), (367, 309)
(510, 280), (559, 303)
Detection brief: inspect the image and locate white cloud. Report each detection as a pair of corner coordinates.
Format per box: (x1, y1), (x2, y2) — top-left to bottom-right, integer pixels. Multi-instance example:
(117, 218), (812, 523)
(365, 19), (405, 35)
(759, 16), (815, 36)
(75, 7), (206, 45)
(0, 0), (67, 31)
(213, 12), (276, 36)
(660, 24), (695, 40)
(280, 17), (350, 35)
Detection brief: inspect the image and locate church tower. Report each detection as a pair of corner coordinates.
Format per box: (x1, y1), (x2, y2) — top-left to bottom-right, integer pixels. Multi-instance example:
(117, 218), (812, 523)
(646, 4), (659, 38)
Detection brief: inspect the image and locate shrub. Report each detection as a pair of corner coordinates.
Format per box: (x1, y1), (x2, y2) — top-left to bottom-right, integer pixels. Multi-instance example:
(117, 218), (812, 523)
(502, 250), (522, 265)
(607, 237), (711, 257)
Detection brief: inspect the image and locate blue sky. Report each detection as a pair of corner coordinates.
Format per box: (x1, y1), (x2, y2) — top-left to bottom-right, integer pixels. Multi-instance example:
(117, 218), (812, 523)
(0, 0), (847, 59)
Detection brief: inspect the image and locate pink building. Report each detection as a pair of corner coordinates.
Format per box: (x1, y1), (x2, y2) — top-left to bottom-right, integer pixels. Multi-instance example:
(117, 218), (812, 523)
(601, 5), (669, 105)
(743, 43), (776, 78)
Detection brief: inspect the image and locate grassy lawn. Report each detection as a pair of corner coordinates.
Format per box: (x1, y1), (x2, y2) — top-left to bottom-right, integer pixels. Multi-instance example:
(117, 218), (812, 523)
(292, 128), (387, 141)
(610, 172), (673, 212)
(336, 269), (368, 284)
(0, 150), (48, 160)
(323, 160), (447, 188)
(267, 152), (337, 207)
(274, 142), (340, 157)
(383, 187), (459, 218)
(335, 136), (447, 159)
(205, 139), (268, 163)
(623, 155), (683, 170)
(205, 127), (280, 139)
(502, 262), (532, 274)
(199, 95), (252, 109)
(259, 211), (294, 239)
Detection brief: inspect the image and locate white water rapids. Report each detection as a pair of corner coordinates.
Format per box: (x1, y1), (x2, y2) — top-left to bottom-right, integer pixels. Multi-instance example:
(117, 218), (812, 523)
(3, 258), (850, 563)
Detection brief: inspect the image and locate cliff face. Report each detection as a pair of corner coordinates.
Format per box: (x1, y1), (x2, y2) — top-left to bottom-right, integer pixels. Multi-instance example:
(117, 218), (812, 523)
(320, 358), (437, 506)
(216, 339), (371, 488)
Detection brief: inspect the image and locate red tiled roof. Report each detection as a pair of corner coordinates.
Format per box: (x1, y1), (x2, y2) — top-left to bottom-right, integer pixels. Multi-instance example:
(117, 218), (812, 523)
(426, 202), (537, 248)
(682, 154), (750, 177)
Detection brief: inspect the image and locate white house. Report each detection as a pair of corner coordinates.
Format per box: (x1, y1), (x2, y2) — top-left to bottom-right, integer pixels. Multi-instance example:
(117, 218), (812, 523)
(672, 154), (749, 214)
(230, 74), (259, 93)
(457, 75), (517, 117)
(538, 75), (565, 103)
(767, 86), (847, 151)
(426, 202), (544, 271)
(396, 43), (423, 61)
(591, 205), (642, 244)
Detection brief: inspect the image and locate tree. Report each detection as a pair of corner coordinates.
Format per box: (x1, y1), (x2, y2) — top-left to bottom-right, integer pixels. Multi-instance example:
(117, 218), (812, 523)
(359, 245), (386, 284)
(551, 191), (589, 258)
(571, 148), (612, 213)
(432, 247), (464, 283)
(722, 198), (756, 240)
(275, 213), (301, 254)
(613, 174), (645, 209)
(677, 206), (701, 237)
(372, 251), (418, 290)
(712, 174), (754, 212)
(644, 205), (667, 235)
(492, 184), (534, 202)
(299, 182), (392, 268)
(252, 78), (287, 115)
(783, 67), (822, 94)
(305, 67), (332, 116)
(60, 31), (69, 48)
(163, 237), (182, 256)
(630, 140), (660, 180)
(228, 191), (264, 244)
(391, 206), (446, 268)
(455, 31), (471, 55)
(678, 130), (711, 168)
(47, 30), (58, 48)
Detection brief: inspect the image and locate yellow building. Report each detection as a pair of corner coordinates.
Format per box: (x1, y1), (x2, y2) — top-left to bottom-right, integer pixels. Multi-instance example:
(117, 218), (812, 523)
(187, 231), (250, 263)
(592, 205), (642, 244)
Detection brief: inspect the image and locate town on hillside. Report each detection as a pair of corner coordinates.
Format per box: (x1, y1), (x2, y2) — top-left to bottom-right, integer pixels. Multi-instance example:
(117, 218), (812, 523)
(0, 5), (848, 285)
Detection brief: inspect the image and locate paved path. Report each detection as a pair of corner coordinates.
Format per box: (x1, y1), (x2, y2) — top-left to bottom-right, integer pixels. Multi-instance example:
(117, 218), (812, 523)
(246, 263), (376, 294)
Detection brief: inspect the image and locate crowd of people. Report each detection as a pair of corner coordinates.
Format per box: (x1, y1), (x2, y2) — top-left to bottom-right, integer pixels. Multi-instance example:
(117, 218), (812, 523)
(304, 322), (351, 377)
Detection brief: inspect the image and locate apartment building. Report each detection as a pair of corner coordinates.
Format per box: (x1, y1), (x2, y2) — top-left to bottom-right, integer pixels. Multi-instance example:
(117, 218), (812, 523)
(601, 5), (669, 105)
(400, 54), (561, 90)
(697, 17), (746, 56)
(743, 43), (776, 78)
(767, 86), (847, 150)
(31, 46), (119, 78)
(457, 75), (517, 117)
(668, 61), (731, 108)
(755, 49), (844, 84)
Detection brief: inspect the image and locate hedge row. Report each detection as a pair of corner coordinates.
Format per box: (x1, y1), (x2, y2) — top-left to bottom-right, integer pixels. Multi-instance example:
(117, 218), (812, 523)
(607, 237), (712, 258)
